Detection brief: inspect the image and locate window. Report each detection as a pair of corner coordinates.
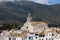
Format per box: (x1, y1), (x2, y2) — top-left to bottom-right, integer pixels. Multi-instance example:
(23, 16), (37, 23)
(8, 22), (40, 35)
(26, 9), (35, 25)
(39, 35), (45, 37)
(46, 38), (48, 40)
(52, 39), (53, 40)
(25, 37), (27, 39)
(35, 34), (38, 36)
(29, 37), (31, 39)
(52, 34), (54, 36)
(49, 38), (51, 40)
(29, 36), (33, 40)
(9, 38), (11, 40)
(26, 26), (28, 29)
(39, 39), (41, 40)
(35, 37), (38, 39)
(42, 39), (44, 40)
(49, 34), (51, 36)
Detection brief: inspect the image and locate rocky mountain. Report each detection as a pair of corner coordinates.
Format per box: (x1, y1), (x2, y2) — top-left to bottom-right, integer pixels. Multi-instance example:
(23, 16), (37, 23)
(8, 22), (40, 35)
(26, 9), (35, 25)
(0, 1), (60, 25)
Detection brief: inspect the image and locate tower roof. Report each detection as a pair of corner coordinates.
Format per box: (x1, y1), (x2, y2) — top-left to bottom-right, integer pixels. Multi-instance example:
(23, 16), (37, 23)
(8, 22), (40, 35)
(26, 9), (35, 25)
(27, 13), (32, 22)
(28, 13), (31, 17)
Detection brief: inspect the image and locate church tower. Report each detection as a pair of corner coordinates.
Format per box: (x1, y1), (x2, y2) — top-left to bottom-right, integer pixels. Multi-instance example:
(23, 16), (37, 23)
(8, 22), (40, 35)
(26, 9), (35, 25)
(27, 13), (32, 22)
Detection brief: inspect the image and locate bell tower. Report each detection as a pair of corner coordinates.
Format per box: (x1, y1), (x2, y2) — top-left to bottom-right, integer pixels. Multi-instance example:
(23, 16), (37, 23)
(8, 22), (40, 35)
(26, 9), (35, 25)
(27, 13), (32, 22)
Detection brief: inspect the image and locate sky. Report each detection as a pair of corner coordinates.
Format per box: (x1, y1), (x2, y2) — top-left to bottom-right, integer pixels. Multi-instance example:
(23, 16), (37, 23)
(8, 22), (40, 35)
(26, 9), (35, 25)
(0, 0), (60, 5)
(30, 0), (60, 5)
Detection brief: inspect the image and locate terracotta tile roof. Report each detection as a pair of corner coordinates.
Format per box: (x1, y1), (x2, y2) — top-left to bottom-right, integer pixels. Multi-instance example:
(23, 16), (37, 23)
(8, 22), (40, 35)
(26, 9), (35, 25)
(56, 30), (60, 34)
(30, 21), (48, 27)
(31, 22), (47, 25)
(10, 30), (28, 37)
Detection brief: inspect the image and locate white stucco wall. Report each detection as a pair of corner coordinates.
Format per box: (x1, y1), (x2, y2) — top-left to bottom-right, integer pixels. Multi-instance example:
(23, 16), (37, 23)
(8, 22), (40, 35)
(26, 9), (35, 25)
(16, 37), (22, 40)
(54, 38), (60, 40)
(3, 37), (9, 40)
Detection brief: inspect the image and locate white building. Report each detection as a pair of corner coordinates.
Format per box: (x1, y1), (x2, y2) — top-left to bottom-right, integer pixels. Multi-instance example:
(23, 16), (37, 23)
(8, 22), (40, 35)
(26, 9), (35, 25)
(1, 31), (11, 40)
(21, 13), (48, 33)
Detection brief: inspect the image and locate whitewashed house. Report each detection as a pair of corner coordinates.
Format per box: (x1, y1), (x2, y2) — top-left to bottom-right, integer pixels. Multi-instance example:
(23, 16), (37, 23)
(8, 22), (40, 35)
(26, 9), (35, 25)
(1, 31), (11, 40)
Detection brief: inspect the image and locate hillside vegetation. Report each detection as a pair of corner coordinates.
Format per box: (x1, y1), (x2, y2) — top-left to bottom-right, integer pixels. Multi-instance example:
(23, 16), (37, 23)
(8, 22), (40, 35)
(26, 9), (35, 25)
(0, 1), (60, 26)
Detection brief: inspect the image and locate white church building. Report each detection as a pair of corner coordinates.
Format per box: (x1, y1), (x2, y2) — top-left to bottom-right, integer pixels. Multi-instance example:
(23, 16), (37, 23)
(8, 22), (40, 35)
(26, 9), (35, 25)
(21, 13), (48, 33)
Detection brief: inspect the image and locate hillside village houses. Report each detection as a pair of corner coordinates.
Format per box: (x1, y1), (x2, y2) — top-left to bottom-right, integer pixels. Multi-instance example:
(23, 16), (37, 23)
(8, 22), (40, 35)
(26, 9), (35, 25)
(0, 13), (60, 40)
